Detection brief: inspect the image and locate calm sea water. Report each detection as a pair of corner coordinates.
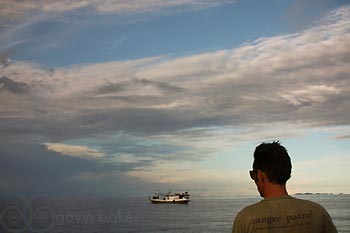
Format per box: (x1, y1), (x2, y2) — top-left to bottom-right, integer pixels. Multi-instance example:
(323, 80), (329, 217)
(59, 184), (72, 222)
(0, 194), (348, 233)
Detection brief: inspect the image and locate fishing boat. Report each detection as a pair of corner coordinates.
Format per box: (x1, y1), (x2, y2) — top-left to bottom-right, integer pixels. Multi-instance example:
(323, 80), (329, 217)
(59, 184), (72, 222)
(149, 190), (190, 204)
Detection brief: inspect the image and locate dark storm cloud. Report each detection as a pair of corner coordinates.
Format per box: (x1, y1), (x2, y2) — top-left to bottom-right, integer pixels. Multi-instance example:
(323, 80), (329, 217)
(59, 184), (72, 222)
(0, 76), (30, 94)
(0, 51), (13, 68)
(96, 78), (184, 95)
(0, 141), (151, 195)
(96, 80), (124, 94)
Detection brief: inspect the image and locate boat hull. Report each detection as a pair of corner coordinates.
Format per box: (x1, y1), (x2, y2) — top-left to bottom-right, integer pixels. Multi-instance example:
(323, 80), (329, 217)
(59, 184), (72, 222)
(149, 198), (190, 204)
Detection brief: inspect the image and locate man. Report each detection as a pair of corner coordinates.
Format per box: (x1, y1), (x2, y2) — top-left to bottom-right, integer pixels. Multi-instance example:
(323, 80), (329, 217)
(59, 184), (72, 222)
(232, 141), (337, 233)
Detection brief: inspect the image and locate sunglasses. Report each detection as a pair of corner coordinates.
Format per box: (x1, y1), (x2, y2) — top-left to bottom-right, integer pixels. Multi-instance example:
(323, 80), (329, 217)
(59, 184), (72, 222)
(249, 169), (258, 180)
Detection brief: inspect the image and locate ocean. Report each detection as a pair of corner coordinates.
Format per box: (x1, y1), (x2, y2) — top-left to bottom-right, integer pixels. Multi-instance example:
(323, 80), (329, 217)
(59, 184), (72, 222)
(0, 194), (348, 233)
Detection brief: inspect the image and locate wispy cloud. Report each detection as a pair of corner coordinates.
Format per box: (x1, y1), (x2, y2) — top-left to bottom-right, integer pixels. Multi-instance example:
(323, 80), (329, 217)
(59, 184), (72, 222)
(334, 134), (350, 140)
(0, 0), (235, 22)
(44, 143), (105, 158)
(111, 35), (128, 50)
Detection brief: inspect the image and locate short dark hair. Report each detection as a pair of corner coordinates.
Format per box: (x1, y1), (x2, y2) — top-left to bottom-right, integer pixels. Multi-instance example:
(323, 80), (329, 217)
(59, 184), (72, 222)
(253, 141), (292, 184)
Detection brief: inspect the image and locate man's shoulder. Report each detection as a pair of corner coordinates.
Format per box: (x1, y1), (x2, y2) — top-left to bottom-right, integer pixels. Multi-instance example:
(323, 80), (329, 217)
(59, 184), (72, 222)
(236, 200), (264, 217)
(236, 196), (325, 216)
(286, 196), (325, 209)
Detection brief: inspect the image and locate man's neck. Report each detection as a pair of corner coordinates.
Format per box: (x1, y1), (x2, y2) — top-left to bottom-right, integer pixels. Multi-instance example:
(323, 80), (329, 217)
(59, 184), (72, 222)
(263, 183), (288, 198)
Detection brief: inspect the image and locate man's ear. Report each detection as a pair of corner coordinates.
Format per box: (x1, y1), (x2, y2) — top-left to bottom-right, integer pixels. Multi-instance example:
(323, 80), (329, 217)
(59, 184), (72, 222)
(260, 171), (264, 182)
(258, 170), (267, 183)
(256, 170), (262, 182)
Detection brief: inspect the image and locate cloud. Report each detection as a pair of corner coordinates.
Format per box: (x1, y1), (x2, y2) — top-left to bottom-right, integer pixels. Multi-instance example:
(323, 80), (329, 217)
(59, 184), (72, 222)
(0, 141), (151, 195)
(126, 160), (245, 186)
(282, 0), (347, 31)
(0, 6), (349, 140)
(111, 35), (128, 50)
(114, 154), (155, 164)
(0, 0), (235, 22)
(0, 6), (349, 194)
(96, 78), (184, 96)
(0, 76), (30, 94)
(334, 134), (350, 140)
(280, 85), (340, 106)
(44, 143), (105, 158)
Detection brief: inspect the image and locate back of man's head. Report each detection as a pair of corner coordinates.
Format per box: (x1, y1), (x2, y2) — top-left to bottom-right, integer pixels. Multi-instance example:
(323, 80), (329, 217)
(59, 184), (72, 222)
(253, 141), (292, 184)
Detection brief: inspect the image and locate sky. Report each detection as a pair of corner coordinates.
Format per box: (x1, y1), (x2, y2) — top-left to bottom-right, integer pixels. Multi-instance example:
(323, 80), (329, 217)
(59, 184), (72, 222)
(0, 0), (349, 197)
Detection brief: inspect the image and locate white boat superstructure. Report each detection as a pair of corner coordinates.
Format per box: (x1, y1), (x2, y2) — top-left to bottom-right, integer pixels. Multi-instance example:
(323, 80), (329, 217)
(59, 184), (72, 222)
(149, 190), (190, 204)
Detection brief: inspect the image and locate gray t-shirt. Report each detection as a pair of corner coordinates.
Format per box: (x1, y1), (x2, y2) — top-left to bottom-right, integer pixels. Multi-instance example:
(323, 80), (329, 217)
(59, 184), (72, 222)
(232, 195), (337, 233)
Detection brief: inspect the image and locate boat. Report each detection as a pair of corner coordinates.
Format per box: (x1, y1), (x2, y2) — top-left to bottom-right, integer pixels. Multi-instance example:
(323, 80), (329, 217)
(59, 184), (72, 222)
(149, 190), (190, 204)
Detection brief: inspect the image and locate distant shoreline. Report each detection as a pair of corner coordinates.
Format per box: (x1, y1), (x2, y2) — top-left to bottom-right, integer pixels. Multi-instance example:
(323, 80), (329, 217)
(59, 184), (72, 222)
(295, 192), (344, 195)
